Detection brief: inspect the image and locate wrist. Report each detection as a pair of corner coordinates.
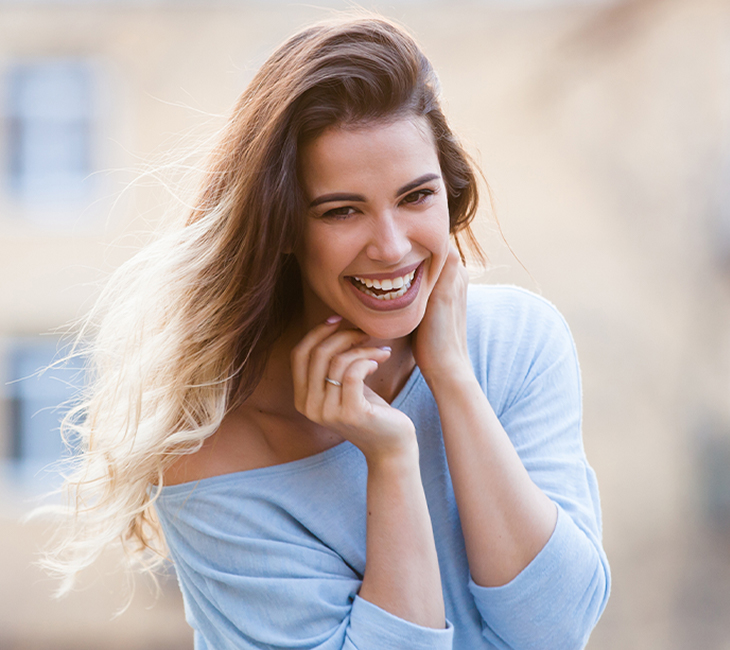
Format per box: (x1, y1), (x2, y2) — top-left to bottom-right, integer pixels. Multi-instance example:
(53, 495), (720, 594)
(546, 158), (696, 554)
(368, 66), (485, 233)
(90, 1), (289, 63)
(420, 358), (476, 393)
(364, 436), (420, 475)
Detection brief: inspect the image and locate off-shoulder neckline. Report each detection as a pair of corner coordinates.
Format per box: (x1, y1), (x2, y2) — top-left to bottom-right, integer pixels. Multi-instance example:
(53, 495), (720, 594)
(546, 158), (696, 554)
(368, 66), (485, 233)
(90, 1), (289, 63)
(154, 360), (424, 495)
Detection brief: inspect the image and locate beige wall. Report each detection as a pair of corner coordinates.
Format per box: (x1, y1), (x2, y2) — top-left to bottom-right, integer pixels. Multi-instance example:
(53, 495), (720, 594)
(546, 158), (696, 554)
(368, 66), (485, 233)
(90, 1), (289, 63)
(1, 1), (729, 648)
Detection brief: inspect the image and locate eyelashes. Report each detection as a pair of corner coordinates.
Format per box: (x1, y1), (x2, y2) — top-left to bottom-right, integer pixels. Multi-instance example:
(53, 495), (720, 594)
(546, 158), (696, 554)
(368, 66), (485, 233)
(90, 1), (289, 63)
(401, 188), (434, 205)
(322, 205), (357, 220)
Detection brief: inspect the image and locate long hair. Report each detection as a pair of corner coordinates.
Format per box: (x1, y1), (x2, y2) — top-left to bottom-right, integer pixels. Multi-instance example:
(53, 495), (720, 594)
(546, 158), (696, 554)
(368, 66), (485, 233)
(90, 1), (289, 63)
(41, 14), (485, 595)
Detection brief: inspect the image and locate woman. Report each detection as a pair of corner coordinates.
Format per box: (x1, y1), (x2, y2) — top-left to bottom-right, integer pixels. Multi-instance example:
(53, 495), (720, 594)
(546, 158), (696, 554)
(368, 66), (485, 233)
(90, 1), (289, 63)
(47, 15), (610, 650)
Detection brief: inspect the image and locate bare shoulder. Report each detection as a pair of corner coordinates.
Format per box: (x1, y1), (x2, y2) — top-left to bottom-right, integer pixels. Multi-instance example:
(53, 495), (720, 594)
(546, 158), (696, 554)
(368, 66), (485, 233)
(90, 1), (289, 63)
(162, 407), (278, 486)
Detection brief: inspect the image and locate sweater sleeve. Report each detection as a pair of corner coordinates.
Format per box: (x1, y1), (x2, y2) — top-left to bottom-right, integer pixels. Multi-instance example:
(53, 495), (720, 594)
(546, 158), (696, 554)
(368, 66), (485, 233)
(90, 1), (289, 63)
(467, 289), (611, 649)
(156, 486), (454, 650)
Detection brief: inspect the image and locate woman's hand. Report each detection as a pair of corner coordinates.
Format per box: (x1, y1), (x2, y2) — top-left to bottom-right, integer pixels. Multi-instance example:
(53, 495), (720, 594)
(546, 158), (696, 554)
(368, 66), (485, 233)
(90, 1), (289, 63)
(291, 319), (417, 464)
(412, 244), (471, 383)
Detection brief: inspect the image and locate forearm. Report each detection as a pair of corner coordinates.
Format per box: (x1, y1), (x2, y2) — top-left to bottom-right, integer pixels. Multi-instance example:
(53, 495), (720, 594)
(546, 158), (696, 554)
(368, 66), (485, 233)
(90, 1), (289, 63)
(427, 369), (557, 588)
(358, 442), (446, 629)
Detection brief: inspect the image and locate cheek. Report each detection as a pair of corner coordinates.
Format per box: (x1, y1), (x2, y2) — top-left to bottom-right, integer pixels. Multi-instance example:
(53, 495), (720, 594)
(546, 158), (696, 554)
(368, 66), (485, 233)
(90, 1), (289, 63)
(298, 234), (347, 286)
(298, 224), (327, 268)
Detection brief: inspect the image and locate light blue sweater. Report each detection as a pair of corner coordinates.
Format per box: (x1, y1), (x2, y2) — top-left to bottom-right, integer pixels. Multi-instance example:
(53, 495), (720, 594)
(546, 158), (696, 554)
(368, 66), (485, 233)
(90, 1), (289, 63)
(154, 285), (610, 650)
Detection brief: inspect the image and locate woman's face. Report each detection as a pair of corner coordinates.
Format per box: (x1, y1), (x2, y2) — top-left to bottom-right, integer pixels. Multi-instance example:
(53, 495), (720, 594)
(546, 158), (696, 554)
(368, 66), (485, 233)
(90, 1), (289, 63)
(296, 116), (451, 340)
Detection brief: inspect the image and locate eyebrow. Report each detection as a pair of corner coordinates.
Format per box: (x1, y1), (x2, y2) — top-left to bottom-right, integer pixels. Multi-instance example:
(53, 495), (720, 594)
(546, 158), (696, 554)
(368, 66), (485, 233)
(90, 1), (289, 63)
(308, 173), (441, 209)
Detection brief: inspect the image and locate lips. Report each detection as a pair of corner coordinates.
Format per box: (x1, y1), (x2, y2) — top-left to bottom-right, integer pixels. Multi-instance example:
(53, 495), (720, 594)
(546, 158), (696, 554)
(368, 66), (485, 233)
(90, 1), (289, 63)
(345, 261), (424, 311)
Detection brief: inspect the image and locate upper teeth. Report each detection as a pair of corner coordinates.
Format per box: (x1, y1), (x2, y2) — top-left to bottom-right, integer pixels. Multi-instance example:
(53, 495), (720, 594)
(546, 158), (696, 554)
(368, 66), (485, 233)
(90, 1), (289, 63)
(352, 269), (416, 290)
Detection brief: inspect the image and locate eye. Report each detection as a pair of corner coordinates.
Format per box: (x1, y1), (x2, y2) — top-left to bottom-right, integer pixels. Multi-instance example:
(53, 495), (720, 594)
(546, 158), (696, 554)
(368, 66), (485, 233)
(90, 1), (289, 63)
(401, 188), (434, 205)
(321, 205), (357, 220)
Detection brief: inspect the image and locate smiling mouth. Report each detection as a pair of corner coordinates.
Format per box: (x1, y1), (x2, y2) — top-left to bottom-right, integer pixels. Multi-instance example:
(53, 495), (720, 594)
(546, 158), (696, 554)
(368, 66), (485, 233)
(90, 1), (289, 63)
(348, 268), (417, 301)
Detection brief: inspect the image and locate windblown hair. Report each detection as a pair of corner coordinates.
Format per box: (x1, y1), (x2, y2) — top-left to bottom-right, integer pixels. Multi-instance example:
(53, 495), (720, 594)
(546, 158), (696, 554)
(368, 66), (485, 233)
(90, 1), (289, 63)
(42, 14), (485, 594)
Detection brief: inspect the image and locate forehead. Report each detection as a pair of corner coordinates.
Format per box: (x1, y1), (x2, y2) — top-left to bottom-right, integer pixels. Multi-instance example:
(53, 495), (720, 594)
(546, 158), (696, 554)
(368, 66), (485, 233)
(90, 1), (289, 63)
(299, 117), (440, 195)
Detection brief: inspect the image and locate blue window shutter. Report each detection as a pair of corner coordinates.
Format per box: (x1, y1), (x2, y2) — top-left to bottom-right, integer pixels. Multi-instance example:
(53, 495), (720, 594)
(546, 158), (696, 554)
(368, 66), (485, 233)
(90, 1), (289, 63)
(6, 340), (85, 488)
(6, 60), (94, 203)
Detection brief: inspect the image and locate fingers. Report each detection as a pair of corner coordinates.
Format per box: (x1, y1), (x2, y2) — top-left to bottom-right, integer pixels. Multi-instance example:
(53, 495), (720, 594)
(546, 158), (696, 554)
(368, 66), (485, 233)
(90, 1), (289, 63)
(324, 344), (388, 385)
(339, 358), (380, 417)
(295, 328), (366, 412)
(291, 316), (391, 422)
(307, 332), (368, 403)
(429, 244), (468, 303)
(448, 242), (462, 264)
(440, 244), (467, 282)
(322, 352), (377, 416)
(313, 345), (390, 418)
(291, 317), (358, 410)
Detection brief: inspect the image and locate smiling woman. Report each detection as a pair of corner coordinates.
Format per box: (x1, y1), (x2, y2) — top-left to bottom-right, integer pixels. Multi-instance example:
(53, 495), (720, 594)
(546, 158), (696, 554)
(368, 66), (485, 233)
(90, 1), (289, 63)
(41, 13), (610, 650)
(297, 118), (450, 338)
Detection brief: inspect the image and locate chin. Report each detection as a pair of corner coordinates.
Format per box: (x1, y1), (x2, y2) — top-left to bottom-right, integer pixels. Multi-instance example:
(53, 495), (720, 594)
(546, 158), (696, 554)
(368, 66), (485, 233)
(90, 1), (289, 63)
(349, 306), (425, 342)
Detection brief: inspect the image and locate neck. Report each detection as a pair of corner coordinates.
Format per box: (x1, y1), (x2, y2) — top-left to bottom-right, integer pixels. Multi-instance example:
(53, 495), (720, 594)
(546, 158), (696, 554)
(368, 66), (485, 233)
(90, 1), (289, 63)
(362, 332), (415, 403)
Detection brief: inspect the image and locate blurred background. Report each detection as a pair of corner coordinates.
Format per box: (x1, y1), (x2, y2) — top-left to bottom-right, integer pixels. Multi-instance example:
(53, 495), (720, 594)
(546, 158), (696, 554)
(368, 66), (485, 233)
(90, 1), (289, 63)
(1, 0), (729, 648)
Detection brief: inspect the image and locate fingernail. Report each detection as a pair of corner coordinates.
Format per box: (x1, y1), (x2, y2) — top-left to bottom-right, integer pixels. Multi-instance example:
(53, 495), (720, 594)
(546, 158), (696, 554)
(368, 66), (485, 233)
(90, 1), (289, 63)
(326, 315), (343, 324)
(370, 359), (379, 366)
(379, 346), (392, 352)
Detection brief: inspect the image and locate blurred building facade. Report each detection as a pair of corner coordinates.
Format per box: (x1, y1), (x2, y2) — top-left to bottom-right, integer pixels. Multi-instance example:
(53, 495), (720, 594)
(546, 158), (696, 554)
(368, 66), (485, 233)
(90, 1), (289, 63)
(1, 0), (729, 648)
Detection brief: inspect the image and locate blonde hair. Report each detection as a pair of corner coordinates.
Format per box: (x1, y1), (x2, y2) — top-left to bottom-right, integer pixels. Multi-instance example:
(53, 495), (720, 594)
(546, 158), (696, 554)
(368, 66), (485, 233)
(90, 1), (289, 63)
(40, 14), (485, 596)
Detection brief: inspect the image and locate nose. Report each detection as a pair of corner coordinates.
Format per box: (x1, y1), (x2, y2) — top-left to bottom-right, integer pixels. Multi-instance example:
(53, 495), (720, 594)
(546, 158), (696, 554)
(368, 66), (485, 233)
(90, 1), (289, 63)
(365, 210), (412, 263)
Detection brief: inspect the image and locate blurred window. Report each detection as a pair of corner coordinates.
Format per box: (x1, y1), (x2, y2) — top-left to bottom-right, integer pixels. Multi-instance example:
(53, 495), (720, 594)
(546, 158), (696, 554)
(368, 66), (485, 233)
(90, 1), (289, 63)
(6, 60), (94, 204)
(4, 340), (84, 489)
